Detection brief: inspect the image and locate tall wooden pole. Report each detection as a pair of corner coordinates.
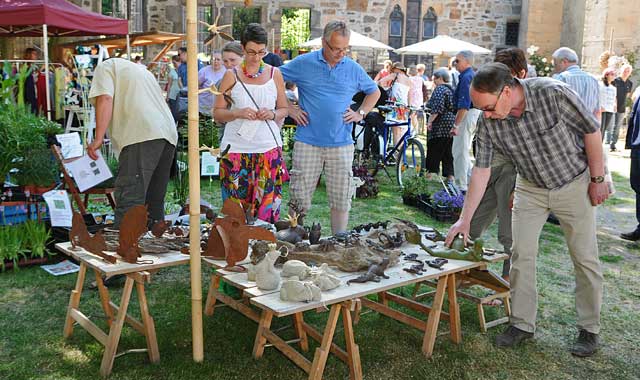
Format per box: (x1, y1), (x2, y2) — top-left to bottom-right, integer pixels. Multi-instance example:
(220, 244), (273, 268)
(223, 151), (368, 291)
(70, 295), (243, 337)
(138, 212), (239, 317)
(186, 0), (204, 362)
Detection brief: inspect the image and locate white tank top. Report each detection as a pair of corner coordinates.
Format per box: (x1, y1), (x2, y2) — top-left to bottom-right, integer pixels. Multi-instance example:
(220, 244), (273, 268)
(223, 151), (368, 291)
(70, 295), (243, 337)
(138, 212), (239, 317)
(221, 71), (282, 154)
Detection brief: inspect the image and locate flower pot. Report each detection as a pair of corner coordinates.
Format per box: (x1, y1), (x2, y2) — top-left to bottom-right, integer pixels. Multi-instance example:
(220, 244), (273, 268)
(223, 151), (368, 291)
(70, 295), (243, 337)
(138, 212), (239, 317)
(34, 184), (55, 195)
(402, 194), (417, 207)
(2, 256), (50, 270)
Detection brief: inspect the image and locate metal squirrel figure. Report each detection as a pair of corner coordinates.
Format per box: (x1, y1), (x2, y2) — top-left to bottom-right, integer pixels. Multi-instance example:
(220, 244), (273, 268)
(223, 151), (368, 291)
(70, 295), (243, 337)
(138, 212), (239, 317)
(309, 222), (321, 245)
(347, 257), (391, 285)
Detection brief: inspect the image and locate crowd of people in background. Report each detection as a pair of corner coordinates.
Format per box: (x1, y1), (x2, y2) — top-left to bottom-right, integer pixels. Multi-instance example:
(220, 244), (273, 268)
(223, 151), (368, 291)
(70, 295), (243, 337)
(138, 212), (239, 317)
(79, 17), (638, 359)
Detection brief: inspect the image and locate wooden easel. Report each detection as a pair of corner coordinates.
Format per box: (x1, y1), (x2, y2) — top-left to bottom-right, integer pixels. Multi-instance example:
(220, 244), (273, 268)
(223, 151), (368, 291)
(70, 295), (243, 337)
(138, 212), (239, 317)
(51, 144), (116, 215)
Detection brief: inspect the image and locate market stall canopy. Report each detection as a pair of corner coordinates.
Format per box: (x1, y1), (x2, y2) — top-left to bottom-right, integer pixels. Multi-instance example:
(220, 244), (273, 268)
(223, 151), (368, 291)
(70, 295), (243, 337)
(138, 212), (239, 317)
(394, 35), (491, 56)
(0, 0), (128, 37)
(57, 31), (185, 50)
(300, 30), (393, 50)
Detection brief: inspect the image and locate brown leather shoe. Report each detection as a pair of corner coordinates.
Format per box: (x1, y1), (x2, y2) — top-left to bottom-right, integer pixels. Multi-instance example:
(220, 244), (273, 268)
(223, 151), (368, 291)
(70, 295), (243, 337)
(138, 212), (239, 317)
(496, 325), (534, 348)
(570, 329), (599, 357)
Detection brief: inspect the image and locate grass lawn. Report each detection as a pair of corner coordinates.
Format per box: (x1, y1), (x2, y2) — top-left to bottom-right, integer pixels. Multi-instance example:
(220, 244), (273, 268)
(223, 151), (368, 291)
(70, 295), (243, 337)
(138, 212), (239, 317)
(1, 163), (639, 380)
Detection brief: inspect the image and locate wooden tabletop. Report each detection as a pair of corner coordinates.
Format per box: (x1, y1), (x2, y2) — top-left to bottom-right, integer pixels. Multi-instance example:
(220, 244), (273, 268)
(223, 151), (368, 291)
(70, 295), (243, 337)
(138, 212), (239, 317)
(250, 243), (507, 317)
(55, 242), (190, 277)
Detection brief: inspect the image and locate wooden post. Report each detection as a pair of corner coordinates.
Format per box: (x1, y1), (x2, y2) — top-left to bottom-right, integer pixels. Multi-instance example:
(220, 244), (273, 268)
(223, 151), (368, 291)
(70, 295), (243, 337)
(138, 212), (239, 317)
(186, 0), (204, 363)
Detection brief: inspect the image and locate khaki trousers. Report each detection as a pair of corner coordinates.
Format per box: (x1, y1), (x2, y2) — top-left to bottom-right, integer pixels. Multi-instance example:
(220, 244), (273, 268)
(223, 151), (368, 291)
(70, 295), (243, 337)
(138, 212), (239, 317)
(510, 170), (603, 334)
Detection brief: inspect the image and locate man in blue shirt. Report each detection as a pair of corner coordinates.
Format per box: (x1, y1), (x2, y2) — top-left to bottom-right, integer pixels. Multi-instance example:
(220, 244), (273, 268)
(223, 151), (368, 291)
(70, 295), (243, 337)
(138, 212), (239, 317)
(177, 47), (204, 88)
(280, 20), (380, 234)
(451, 50), (481, 192)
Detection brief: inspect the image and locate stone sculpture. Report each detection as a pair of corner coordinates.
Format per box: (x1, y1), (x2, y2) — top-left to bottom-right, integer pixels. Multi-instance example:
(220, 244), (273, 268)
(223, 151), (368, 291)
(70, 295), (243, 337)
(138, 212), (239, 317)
(254, 244), (281, 290)
(280, 276), (322, 302)
(420, 235), (484, 262)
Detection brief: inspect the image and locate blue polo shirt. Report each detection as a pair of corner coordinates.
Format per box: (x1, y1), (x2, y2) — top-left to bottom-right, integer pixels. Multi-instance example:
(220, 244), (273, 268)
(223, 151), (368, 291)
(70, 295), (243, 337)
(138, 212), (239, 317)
(454, 67), (474, 110)
(280, 50), (378, 147)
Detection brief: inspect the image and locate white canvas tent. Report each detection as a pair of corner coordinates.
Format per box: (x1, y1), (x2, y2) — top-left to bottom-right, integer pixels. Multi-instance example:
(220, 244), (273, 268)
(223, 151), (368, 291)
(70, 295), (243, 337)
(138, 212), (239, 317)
(300, 30), (393, 50)
(394, 35), (491, 56)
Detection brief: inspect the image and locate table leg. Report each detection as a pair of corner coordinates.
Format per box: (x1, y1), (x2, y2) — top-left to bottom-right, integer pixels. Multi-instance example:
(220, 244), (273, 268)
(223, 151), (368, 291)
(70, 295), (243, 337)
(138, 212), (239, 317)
(292, 313), (309, 352)
(447, 273), (462, 344)
(253, 310), (274, 359)
(136, 281), (160, 363)
(100, 276), (135, 378)
(204, 273), (221, 316)
(94, 270), (114, 327)
(341, 303), (363, 380)
(421, 274), (448, 357)
(63, 262), (87, 338)
(308, 303), (342, 380)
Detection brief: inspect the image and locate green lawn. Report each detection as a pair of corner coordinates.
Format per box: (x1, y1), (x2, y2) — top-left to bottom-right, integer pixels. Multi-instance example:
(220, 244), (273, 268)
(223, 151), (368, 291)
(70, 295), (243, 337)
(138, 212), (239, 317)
(0, 168), (639, 380)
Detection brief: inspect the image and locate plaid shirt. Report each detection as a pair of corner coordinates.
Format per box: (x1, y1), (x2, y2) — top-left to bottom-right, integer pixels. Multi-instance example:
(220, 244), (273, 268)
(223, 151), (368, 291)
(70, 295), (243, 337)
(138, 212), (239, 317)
(475, 78), (599, 189)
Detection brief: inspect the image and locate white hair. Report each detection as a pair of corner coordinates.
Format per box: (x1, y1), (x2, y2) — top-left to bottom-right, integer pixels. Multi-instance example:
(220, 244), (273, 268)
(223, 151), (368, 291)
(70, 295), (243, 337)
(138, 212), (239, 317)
(552, 47), (579, 63)
(456, 50), (474, 65)
(323, 20), (350, 41)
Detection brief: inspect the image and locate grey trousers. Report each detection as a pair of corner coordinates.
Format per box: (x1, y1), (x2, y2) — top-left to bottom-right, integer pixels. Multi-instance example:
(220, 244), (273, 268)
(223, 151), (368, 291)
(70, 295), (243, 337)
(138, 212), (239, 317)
(607, 112), (625, 147)
(114, 139), (176, 227)
(469, 162), (516, 277)
(510, 170), (602, 334)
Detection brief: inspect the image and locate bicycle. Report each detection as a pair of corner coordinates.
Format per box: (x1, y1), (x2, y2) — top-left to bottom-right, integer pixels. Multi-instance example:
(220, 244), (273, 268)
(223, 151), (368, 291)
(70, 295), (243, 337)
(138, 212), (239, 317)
(353, 104), (427, 188)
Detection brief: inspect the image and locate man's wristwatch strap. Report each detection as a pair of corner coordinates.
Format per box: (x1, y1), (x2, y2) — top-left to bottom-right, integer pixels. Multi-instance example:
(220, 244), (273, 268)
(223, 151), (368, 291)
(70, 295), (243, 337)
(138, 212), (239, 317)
(590, 176), (605, 183)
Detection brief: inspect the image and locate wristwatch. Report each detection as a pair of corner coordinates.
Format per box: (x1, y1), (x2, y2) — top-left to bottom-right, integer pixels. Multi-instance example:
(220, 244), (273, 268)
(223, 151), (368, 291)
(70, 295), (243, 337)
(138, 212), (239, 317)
(590, 176), (605, 183)
(358, 109), (366, 119)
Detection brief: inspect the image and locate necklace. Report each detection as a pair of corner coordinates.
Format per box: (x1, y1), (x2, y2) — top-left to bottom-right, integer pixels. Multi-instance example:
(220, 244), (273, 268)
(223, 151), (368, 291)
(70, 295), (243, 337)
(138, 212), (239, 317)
(241, 60), (264, 79)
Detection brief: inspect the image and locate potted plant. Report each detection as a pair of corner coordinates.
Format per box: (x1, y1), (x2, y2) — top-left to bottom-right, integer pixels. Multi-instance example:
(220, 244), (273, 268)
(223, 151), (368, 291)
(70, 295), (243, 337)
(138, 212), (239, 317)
(429, 189), (465, 222)
(22, 220), (52, 261)
(352, 165), (378, 199)
(401, 175), (430, 207)
(15, 147), (59, 195)
(0, 225), (26, 271)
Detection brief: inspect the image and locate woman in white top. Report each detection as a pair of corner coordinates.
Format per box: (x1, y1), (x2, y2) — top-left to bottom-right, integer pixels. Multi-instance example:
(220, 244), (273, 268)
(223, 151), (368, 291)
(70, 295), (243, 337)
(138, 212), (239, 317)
(599, 67), (617, 141)
(377, 62), (412, 145)
(214, 23), (289, 223)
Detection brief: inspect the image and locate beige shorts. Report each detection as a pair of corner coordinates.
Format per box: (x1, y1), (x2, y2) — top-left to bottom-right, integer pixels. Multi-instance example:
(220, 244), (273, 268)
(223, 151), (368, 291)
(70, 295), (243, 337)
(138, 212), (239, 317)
(289, 141), (354, 212)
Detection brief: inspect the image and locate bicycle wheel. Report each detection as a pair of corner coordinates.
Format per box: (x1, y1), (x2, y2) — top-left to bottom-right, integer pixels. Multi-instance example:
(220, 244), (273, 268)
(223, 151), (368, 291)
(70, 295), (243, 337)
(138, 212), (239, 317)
(396, 138), (425, 187)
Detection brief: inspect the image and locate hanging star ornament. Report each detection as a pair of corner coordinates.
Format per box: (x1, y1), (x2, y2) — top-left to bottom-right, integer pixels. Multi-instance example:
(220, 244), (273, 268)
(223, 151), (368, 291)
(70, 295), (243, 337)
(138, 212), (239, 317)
(199, 13), (234, 46)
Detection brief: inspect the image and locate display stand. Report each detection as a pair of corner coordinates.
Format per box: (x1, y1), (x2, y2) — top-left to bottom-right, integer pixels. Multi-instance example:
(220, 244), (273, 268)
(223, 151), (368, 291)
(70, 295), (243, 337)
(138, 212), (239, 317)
(56, 242), (189, 377)
(203, 239), (508, 379)
(51, 144), (116, 215)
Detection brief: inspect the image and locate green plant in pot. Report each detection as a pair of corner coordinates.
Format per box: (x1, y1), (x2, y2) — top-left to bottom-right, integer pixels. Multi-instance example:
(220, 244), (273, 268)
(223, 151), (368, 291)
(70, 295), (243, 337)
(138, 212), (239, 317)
(0, 225), (27, 271)
(15, 147), (59, 194)
(401, 175), (430, 204)
(22, 220), (52, 259)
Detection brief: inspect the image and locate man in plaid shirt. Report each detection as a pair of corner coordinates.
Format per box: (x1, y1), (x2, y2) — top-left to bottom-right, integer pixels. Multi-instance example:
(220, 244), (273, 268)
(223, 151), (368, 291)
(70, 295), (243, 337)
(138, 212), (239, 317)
(445, 63), (609, 357)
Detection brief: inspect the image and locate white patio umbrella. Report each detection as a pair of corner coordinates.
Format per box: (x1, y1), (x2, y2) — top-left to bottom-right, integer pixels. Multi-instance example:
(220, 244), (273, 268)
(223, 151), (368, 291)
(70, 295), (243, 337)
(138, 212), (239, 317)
(394, 35), (491, 56)
(300, 30), (393, 50)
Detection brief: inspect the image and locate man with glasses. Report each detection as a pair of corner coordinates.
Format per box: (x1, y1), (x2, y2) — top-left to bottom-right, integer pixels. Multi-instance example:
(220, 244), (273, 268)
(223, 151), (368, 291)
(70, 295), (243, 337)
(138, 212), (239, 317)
(445, 63), (608, 357)
(280, 20), (380, 234)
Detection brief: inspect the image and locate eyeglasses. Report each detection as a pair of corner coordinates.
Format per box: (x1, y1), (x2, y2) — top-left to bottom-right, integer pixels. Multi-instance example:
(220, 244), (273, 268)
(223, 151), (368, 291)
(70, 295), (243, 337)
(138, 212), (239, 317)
(324, 39), (350, 55)
(478, 86), (506, 112)
(245, 49), (267, 57)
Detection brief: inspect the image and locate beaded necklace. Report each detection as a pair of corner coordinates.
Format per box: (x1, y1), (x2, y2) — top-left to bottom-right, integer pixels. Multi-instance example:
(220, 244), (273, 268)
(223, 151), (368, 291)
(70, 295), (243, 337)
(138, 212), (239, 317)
(241, 60), (265, 79)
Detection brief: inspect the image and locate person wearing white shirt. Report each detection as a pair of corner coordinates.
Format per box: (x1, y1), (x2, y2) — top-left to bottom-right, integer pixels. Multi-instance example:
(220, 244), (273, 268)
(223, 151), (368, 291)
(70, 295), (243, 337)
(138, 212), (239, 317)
(599, 68), (618, 141)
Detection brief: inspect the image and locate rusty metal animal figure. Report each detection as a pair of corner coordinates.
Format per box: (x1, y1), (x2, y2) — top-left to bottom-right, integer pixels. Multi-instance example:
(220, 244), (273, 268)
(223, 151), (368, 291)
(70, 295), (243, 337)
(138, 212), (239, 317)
(69, 212), (116, 263)
(117, 205), (149, 263)
(347, 258), (391, 285)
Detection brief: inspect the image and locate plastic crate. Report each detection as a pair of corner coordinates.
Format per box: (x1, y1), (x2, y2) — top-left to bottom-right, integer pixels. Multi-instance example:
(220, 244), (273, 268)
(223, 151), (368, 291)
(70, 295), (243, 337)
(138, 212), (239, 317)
(0, 202), (49, 225)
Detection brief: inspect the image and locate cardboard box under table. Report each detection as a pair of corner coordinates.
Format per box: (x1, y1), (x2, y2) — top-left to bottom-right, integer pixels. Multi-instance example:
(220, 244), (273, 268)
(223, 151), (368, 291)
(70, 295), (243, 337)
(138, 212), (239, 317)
(55, 242), (189, 377)
(204, 241), (507, 380)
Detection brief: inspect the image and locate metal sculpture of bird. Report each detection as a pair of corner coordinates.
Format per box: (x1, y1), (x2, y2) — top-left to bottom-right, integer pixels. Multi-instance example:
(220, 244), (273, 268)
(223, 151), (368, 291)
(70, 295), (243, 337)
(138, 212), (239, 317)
(199, 13), (233, 46)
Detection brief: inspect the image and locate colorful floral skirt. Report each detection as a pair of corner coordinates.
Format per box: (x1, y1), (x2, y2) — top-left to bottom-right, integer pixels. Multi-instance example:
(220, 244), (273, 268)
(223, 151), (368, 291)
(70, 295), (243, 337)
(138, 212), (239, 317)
(220, 147), (288, 223)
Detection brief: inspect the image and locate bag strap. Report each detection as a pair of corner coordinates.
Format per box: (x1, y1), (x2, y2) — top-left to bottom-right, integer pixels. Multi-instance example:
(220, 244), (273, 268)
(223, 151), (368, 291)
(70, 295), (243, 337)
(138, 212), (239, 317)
(233, 68), (280, 148)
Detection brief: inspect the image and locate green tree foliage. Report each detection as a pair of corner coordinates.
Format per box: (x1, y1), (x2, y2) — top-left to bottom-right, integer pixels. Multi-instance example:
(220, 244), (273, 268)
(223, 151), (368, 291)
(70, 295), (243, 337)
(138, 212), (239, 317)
(280, 9), (310, 51)
(232, 7), (261, 41)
